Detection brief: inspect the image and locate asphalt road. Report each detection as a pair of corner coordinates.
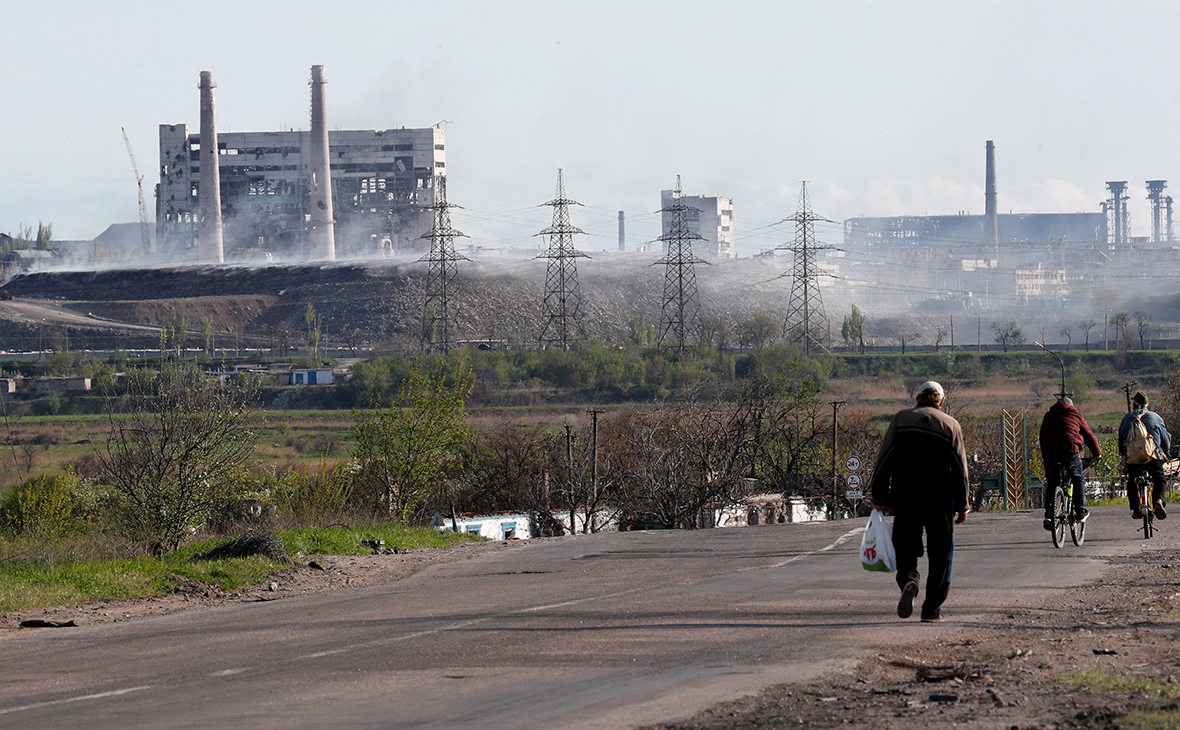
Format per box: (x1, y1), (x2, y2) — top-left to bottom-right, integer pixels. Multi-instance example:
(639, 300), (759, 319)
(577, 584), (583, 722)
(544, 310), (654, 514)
(0, 504), (1171, 730)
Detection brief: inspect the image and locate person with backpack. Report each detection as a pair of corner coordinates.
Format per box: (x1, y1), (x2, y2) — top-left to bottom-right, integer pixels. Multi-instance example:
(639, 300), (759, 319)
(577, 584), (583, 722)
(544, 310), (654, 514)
(1039, 396), (1102, 530)
(1118, 391), (1172, 520)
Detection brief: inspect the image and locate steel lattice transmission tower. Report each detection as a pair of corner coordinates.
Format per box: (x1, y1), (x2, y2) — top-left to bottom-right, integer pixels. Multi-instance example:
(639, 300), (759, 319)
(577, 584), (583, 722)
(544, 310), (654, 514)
(418, 176), (468, 353)
(778, 181), (832, 355)
(654, 176), (710, 351)
(536, 170), (590, 350)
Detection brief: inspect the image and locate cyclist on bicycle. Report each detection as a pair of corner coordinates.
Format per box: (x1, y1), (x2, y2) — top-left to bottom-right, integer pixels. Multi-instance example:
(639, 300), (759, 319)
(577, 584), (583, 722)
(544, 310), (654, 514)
(1119, 391), (1172, 520)
(1040, 396), (1102, 530)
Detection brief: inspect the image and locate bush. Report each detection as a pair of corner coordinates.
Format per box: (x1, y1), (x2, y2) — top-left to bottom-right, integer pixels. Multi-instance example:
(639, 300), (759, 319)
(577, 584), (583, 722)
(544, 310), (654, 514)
(1, 472), (103, 538)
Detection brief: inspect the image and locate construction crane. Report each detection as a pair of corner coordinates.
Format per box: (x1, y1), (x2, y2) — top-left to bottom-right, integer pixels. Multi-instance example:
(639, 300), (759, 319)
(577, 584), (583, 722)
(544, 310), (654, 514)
(121, 127), (152, 257)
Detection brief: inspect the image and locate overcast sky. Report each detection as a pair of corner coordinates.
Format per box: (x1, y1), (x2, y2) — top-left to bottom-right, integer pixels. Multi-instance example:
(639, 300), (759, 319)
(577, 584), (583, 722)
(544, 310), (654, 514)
(3, 0), (1177, 257)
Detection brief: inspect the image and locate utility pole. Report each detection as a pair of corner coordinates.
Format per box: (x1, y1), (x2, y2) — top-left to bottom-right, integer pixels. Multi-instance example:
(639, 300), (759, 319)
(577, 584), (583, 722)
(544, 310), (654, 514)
(418, 177), (468, 354)
(586, 407), (603, 533)
(779, 182), (833, 355)
(564, 423), (576, 533)
(830, 400), (846, 519)
(536, 170), (589, 350)
(654, 176), (709, 351)
(1121, 381), (1138, 413)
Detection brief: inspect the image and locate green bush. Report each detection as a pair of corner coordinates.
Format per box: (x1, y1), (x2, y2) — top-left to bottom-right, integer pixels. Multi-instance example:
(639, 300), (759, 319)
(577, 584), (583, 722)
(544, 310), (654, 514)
(1, 472), (103, 538)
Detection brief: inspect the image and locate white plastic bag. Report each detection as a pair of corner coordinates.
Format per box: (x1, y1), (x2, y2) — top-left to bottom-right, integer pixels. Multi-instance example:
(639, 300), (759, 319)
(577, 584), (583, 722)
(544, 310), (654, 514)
(860, 509), (896, 573)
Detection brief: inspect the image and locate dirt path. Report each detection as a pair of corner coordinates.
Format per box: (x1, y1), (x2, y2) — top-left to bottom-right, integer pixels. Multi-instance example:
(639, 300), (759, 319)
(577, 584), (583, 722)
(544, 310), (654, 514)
(0, 298), (160, 332)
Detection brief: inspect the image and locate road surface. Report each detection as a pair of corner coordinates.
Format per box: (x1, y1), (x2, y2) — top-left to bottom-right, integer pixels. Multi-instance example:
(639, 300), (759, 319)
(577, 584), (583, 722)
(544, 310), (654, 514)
(0, 505), (1167, 729)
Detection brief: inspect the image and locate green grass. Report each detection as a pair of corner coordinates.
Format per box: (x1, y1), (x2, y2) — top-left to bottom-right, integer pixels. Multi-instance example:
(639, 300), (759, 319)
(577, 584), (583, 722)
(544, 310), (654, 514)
(1123, 710), (1180, 730)
(1056, 669), (1180, 729)
(280, 523), (487, 556)
(0, 524), (487, 615)
(1057, 668), (1176, 696)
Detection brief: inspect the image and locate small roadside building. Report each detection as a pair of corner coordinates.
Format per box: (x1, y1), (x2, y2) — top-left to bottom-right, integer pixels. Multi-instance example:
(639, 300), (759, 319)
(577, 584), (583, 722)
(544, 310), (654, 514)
(434, 513), (536, 540)
(290, 369), (334, 386)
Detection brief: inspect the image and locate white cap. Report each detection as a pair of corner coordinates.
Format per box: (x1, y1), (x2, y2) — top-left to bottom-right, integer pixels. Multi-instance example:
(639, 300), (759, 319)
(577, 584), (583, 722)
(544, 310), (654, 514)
(917, 381), (944, 399)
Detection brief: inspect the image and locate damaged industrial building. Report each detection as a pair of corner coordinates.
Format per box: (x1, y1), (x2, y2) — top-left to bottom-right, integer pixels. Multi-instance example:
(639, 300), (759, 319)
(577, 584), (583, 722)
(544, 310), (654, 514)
(156, 66), (445, 264)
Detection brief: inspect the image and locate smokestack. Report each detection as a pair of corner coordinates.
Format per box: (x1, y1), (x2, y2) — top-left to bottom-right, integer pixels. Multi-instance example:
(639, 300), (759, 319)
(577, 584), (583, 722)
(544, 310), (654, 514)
(618, 211), (625, 251)
(198, 71), (224, 264)
(984, 140), (998, 248)
(308, 65), (336, 261)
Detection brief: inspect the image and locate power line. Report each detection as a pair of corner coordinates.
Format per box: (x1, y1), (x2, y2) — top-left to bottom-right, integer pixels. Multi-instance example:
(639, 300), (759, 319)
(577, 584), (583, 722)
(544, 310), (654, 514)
(418, 177), (469, 354)
(779, 182), (833, 355)
(653, 176), (709, 351)
(536, 169), (589, 350)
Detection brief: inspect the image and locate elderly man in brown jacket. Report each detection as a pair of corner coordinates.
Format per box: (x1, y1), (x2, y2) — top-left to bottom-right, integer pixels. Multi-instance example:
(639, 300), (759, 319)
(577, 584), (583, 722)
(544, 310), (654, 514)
(870, 381), (970, 623)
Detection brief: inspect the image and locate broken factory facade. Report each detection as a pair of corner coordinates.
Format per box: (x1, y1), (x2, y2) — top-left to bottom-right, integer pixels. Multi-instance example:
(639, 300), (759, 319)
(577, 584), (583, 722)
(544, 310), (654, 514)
(157, 125), (446, 262)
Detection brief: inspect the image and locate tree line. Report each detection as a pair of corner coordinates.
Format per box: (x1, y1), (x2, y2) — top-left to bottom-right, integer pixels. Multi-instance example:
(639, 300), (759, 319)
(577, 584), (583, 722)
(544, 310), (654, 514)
(1, 351), (849, 552)
(839, 304), (1159, 354)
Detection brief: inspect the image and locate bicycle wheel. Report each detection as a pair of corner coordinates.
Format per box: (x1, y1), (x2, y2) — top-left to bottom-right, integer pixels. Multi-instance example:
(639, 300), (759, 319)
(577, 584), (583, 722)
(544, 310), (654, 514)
(1144, 509), (1153, 539)
(1052, 487), (1067, 548)
(1071, 509), (1085, 546)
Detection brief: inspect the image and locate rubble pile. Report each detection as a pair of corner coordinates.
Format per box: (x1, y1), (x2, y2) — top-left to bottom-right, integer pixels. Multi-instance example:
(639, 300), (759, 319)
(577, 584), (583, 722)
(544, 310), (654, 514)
(0, 258), (796, 352)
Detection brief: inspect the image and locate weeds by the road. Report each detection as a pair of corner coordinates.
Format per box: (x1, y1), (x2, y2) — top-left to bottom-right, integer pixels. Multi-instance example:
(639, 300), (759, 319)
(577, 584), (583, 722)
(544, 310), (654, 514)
(1057, 668), (1180, 698)
(0, 524), (485, 614)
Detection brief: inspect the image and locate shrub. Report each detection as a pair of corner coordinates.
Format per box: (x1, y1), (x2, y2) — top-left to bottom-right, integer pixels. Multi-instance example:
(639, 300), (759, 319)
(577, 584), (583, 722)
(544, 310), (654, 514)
(1, 472), (102, 538)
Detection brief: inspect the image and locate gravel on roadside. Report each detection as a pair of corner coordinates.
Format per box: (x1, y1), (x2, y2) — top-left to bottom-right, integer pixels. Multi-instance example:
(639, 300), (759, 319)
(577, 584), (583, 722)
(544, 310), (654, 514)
(641, 551), (1180, 730)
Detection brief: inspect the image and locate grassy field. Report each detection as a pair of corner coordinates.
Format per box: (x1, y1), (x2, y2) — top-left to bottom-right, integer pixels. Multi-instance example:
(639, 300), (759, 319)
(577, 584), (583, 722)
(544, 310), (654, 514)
(0, 375), (1147, 489)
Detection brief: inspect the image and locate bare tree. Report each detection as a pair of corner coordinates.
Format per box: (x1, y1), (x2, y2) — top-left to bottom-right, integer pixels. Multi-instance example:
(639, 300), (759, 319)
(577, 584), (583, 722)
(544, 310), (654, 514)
(1134, 311), (1152, 350)
(896, 331), (921, 354)
(99, 362), (259, 553)
(991, 319), (1025, 352)
(873, 316), (921, 354)
(455, 418), (562, 532)
(1060, 326), (1073, 351)
(697, 315), (730, 351)
(339, 328), (365, 357)
(605, 402), (745, 529)
(935, 327), (950, 350)
(1079, 319), (1096, 351)
(1111, 312), (1131, 350)
(737, 312), (778, 351)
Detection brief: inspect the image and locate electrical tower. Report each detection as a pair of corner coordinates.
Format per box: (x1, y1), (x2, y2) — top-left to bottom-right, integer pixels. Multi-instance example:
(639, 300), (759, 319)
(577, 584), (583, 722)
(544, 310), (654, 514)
(778, 182), (832, 355)
(418, 177), (468, 353)
(536, 170), (589, 350)
(654, 176), (709, 351)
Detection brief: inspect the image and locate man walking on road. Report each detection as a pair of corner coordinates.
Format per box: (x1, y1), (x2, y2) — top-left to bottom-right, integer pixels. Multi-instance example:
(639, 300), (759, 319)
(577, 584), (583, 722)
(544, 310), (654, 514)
(870, 381), (970, 623)
(1039, 396), (1102, 530)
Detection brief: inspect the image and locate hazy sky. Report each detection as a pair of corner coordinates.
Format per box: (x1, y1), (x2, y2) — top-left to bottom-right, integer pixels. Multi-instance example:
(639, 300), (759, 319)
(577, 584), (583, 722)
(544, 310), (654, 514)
(4, 0), (1177, 257)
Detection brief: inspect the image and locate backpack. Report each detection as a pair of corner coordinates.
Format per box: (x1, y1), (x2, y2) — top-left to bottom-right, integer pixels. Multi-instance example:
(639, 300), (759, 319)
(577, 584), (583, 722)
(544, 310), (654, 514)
(1125, 412), (1162, 465)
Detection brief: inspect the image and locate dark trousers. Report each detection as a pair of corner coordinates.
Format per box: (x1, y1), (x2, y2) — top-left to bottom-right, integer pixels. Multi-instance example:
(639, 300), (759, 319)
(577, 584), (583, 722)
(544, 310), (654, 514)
(1043, 453), (1085, 518)
(893, 510), (955, 620)
(1127, 460), (1167, 510)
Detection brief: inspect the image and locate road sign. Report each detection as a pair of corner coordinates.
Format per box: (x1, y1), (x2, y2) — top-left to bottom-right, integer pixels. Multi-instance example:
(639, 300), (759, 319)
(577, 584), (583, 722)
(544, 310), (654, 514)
(846, 473), (862, 489)
(845, 489), (863, 501)
(846, 456), (861, 472)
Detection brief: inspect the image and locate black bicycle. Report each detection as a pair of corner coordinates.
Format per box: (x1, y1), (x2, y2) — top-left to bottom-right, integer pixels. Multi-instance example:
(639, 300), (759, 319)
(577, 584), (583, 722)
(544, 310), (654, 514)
(1132, 471), (1155, 539)
(1050, 457), (1093, 548)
